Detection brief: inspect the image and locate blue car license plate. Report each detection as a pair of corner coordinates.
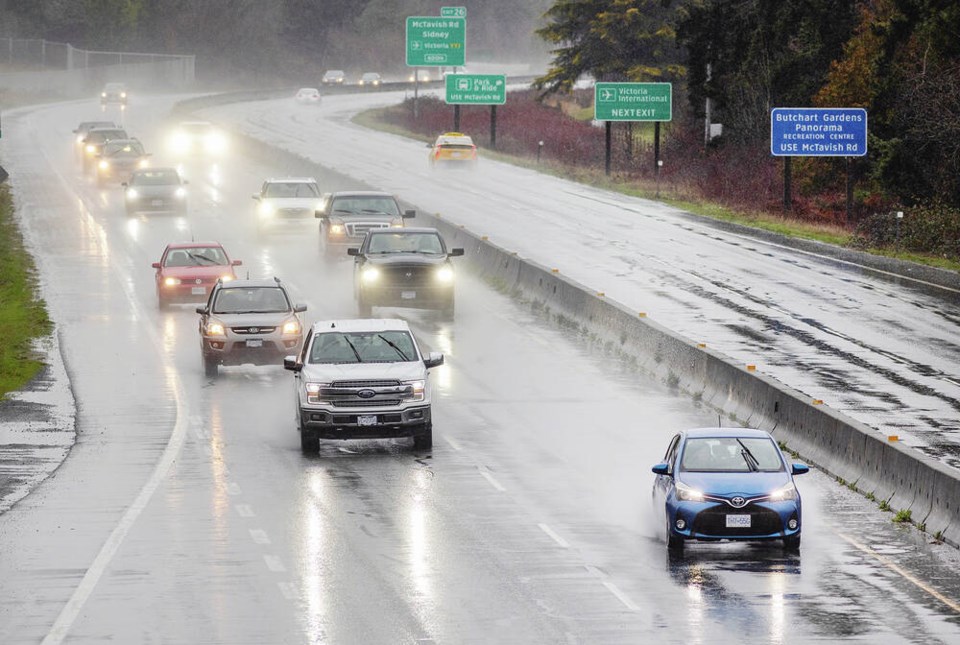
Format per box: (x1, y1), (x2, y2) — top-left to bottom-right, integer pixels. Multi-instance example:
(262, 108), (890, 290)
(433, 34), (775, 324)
(725, 515), (751, 528)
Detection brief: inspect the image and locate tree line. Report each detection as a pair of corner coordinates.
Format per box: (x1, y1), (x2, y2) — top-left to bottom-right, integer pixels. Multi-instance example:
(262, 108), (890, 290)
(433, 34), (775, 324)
(535, 0), (960, 215)
(0, 0), (551, 79)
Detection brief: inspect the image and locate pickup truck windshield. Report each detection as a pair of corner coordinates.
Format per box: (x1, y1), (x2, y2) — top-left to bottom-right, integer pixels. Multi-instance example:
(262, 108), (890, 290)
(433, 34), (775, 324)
(309, 331), (416, 364)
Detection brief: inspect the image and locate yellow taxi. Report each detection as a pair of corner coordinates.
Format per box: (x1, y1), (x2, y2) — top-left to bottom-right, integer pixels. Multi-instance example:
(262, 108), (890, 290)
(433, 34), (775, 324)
(427, 132), (478, 168)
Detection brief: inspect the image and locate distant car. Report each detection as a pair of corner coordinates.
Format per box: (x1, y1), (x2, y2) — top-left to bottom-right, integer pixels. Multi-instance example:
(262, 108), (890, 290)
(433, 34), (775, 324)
(322, 70), (345, 85)
(651, 428), (809, 552)
(100, 82), (127, 105)
(428, 132), (478, 167)
(253, 178), (323, 235)
(358, 72), (382, 87)
(152, 242), (242, 310)
(123, 167), (189, 216)
(95, 138), (149, 185)
(196, 278), (307, 377)
(166, 121), (228, 157)
(283, 318), (443, 452)
(295, 87), (321, 104)
(408, 69), (431, 83)
(315, 191), (414, 260)
(73, 121), (117, 158)
(349, 228), (463, 318)
(81, 126), (129, 172)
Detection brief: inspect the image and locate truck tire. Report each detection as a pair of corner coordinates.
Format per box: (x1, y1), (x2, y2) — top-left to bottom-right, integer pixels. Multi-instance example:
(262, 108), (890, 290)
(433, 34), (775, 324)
(300, 431), (320, 454)
(783, 534), (801, 552)
(413, 423), (433, 450)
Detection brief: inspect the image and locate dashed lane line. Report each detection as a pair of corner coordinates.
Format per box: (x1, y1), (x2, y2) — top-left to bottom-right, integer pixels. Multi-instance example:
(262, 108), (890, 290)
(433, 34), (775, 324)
(538, 523), (570, 549)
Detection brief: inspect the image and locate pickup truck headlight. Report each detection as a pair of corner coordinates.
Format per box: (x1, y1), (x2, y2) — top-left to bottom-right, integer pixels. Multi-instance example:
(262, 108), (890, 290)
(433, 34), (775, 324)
(205, 321), (226, 336)
(175, 187), (187, 199)
(98, 160), (110, 170)
(436, 266), (454, 283)
(390, 218), (404, 228)
(305, 382), (331, 404)
(259, 202), (275, 217)
(138, 158), (150, 169)
(404, 379), (425, 402)
(86, 144), (97, 154)
(361, 266), (380, 284)
(329, 223), (345, 235)
(126, 188), (140, 200)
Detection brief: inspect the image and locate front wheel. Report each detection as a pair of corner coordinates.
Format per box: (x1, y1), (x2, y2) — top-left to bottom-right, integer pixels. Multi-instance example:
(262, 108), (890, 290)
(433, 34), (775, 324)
(667, 516), (684, 552)
(413, 423), (433, 450)
(783, 534), (801, 552)
(203, 353), (219, 378)
(300, 431), (320, 454)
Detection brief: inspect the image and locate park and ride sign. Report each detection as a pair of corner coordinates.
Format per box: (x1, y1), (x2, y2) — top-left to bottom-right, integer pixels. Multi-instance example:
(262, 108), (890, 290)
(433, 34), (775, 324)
(771, 108), (868, 156)
(406, 16), (465, 67)
(445, 74), (506, 105)
(594, 82), (672, 122)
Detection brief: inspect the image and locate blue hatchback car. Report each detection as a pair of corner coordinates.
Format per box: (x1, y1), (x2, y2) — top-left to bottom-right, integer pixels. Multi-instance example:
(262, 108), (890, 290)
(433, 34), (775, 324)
(652, 428), (809, 552)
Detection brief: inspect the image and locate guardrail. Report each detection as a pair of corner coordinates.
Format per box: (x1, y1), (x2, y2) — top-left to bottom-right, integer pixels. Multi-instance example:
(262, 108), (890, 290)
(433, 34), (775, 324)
(173, 91), (960, 549)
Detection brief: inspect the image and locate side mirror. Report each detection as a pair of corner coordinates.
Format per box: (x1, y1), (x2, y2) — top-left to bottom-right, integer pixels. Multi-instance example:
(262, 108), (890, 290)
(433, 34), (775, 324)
(449, 248), (464, 257)
(195, 306), (208, 315)
(402, 209), (416, 219)
(252, 194), (260, 201)
(347, 248), (360, 256)
(791, 463), (810, 476)
(651, 463), (671, 476)
(423, 352), (444, 369)
(283, 356), (302, 372)
(315, 211), (326, 219)
(232, 259), (242, 266)
(294, 304), (307, 313)
(151, 262), (161, 269)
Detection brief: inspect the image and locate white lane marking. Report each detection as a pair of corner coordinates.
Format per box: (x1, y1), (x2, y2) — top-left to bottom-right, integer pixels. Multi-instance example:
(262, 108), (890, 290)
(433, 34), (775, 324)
(39, 139), (192, 645)
(227, 482), (242, 496)
(602, 581), (640, 612)
(444, 435), (463, 451)
(236, 504), (256, 518)
(277, 582), (297, 600)
(537, 523), (570, 549)
(479, 470), (506, 492)
(264, 555), (287, 573)
(838, 533), (960, 613)
(249, 529), (271, 545)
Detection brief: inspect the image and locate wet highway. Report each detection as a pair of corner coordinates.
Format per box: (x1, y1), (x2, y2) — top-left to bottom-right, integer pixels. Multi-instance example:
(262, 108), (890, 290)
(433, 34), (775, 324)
(204, 90), (960, 472)
(0, 96), (959, 643)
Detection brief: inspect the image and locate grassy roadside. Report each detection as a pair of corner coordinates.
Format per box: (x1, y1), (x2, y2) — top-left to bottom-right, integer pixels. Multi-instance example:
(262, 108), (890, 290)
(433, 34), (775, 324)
(354, 107), (960, 273)
(0, 184), (52, 399)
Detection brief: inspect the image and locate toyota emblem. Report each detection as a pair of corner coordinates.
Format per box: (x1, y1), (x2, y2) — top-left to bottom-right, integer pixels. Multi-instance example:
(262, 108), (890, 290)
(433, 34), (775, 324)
(730, 496), (747, 508)
(357, 389), (376, 399)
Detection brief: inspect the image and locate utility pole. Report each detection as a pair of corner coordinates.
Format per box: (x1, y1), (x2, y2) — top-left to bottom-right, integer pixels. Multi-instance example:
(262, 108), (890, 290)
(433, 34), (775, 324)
(704, 63), (712, 146)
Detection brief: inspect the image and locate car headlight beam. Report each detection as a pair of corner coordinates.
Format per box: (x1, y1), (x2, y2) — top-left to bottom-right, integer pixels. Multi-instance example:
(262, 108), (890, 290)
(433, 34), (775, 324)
(98, 160), (109, 170)
(126, 188), (140, 200)
(436, 266), (454, 283)
(361, 267), (380, 284)
(282, 319), (300, 335)
(769, 482), (797, 501)
(676, 481), (704, 502)
(404, 379), (426, 402)
(163, 277), (181, 287)
(206, 321), (226, 336)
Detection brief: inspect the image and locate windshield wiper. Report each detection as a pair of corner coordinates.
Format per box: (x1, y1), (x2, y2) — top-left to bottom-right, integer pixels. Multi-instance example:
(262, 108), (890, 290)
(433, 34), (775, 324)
(186, 252), (218, 265)
(376, 334), (410, 361)
(360, 209), (392, 216)
(332, 209), (357, 215)
(341, 335), (363, 363)
(736, 439), (760, 472)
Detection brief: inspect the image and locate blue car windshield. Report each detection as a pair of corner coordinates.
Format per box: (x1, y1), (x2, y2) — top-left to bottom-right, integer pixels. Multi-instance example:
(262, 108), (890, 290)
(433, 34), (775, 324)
(680, 437), (784, 473)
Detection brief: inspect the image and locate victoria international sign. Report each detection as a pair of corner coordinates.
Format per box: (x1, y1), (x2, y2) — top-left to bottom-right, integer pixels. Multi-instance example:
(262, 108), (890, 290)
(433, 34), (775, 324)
(594, 82), (672, 122)
(406, 16), (466, 67)
(770, 108), (868, 156)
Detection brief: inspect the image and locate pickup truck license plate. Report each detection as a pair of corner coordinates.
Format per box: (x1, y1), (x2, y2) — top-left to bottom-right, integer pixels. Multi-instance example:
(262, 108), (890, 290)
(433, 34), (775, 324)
(151, 199), (164, 206)
(726, 515), (751, 528)
(191, 287), (206, 295)
(357, 415), (377, 426)
(401, 291), (416, 300)
(246, 339), (263, 348)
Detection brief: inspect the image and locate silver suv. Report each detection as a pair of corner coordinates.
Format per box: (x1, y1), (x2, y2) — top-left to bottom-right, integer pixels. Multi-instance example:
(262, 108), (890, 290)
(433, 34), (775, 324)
(284, 319), (443, 453)
(197, 278), (307, 377)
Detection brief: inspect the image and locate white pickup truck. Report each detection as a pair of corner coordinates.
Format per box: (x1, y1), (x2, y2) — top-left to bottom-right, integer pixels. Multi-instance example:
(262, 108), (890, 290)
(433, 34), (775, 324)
(284, 318), (443, 453)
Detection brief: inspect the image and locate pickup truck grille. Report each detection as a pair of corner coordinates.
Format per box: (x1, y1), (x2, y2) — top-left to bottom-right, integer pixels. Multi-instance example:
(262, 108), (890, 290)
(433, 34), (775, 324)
(314, 380), (415, 407)
(378, 265), (434, 287)
(331, 380), (400, 388)
(346, 222), (389, 238)
(331, 399), (401, 408)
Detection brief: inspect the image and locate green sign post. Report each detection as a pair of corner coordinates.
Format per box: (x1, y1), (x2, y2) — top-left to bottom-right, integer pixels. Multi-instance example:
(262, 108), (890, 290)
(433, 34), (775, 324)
(594, 82), (672, 122)
(406, 16), (466, 67)
(444, 74), (506, 105)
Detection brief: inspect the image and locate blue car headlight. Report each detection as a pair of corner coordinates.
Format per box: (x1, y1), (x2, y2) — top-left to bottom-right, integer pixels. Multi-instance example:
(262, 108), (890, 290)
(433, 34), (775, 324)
(769, 482), (797, 501)
(676, 481), (704, 502)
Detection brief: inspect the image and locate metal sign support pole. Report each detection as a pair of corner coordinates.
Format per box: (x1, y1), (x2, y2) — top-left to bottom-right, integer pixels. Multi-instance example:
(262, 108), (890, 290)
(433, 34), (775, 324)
(490, 106), (497, 149)
(846, 158), (854, 225)
(453, 104), (461, 131)
(413, 72), (419, 119)
(654, 121), (661, 172)
(783, 157), (792, 213)
(605, 121), (612, 176)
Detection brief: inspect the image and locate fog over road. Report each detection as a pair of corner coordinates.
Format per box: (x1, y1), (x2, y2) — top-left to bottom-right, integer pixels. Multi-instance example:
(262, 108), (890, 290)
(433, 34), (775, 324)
(205, 89), (960, 473)
(0, 95), (957, 643)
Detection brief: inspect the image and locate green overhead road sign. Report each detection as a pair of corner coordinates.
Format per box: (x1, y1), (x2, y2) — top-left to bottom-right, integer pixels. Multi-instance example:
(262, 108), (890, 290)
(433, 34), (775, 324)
(406, 16), (465, 67)
(441, 7), (466, 18)
(594, 82), (672, 122)
(445, 74), (506, 105)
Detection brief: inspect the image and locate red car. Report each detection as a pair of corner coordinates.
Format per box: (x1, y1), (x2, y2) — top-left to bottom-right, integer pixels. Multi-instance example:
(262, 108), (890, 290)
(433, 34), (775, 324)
(152, 242), (242, 309)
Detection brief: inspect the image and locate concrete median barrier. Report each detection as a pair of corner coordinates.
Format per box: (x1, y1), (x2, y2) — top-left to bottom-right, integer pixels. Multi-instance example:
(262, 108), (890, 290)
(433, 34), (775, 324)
(179, 96), (959, 548)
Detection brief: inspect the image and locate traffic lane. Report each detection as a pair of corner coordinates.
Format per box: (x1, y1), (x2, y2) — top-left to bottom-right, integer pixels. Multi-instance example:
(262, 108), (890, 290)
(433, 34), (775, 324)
(202, 94), (960, 468)
(4, 97), (959, 643)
